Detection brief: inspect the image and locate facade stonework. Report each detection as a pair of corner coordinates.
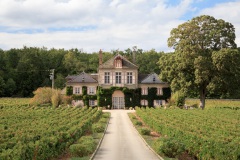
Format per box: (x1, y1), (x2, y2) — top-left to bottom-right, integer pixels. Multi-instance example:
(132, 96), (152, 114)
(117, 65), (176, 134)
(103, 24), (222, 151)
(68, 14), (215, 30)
(65, 51), (170, 108)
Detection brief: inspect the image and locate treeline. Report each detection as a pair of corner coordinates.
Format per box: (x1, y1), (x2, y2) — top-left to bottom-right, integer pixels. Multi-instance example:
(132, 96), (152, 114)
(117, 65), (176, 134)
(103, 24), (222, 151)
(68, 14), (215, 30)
(0, 46), (163, 97)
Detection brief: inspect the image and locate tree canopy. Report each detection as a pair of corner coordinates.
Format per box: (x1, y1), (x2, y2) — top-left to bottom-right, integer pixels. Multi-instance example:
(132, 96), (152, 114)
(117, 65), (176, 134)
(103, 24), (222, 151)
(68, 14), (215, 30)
(159, 15), (239, 109)
(0, 46), (163, 97)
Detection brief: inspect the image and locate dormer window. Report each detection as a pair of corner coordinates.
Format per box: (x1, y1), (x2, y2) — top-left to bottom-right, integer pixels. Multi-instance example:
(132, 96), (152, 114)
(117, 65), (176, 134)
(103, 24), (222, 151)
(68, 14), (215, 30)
(114, 56), (122, 68)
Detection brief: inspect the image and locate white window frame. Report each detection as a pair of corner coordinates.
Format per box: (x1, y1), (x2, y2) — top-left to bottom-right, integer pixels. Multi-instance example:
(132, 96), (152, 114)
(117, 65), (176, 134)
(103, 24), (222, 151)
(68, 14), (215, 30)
(89, 100), (95, 106)
(116, 72), (121, 84)
(104, 72), (110, 84)
(141, 88), (148, 95)
(115, 59), (122, 68)
(88, 87), (95, 95)
(127, 72), (132, 84)
(157, 88), (162, 95)
(141, 100), (148, 106)
(74, 87), (81, 94)
(155, 100), (162, 106)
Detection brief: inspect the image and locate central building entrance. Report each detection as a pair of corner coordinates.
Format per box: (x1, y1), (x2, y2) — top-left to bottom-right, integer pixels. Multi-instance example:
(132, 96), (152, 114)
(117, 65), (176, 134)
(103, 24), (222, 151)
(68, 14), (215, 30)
(112, 90), (125, 109)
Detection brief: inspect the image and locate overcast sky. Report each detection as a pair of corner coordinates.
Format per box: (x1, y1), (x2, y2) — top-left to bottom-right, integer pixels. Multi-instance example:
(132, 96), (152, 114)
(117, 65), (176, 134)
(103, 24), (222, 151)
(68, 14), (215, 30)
(0, 0), (239, 52)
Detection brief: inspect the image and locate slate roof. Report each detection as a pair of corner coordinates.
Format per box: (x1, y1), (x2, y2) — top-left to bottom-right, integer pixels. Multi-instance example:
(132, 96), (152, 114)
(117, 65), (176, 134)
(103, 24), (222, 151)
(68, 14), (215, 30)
(138, 74), (149, 83)
(139, 73), (166, 84)
(66, 75), (78, 81)
(99, 54), (138, 69)
(67, 72), (98, 83)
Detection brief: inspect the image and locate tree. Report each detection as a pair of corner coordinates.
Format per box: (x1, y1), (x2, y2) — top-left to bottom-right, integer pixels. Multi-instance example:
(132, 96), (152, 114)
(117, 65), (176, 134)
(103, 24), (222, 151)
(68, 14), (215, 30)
(54, 74), (65, 89)
(137, 49), (163, 74)
(162, 15), (237, 109)
(4, 78), (16, 97)
(210, 48), (240, 98)
(0, 76), (5, 96)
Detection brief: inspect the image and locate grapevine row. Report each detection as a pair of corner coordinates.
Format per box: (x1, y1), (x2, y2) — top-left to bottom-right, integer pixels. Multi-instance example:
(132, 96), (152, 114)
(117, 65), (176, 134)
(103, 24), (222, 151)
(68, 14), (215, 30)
(136, 107), (240, 159)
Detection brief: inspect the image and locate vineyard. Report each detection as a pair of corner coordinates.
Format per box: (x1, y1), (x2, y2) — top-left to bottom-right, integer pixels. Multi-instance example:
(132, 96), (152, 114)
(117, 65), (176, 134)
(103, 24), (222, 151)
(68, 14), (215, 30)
(0, 98), (102, 160)
(136, 107), (240, 160)
(185, 99), (240, 109)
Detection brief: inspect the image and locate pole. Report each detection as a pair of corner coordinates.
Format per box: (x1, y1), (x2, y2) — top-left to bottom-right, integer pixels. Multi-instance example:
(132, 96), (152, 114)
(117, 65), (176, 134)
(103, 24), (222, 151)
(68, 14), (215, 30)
(52, 69), (54, 89)
(50, 69), (55, 89)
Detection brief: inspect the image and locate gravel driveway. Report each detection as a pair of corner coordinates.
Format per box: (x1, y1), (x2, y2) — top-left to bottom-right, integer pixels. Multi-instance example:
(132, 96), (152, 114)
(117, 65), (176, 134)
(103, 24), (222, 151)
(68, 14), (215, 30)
(93, 110), (160, 160)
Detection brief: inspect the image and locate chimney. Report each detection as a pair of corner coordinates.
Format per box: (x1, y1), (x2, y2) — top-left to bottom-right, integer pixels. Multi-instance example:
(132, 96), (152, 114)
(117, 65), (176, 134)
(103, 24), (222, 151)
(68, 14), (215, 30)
(132, 46), (137, 64)
(99, 49), (103, 65)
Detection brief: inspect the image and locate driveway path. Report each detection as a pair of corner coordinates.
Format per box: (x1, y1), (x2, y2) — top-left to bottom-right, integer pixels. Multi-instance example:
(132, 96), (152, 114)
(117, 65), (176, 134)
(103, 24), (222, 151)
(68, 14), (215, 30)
(93, 110), (160, 160)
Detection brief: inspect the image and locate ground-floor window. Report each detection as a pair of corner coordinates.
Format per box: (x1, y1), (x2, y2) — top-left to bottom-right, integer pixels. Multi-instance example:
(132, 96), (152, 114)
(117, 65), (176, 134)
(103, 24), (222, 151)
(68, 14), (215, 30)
(141, 100), (148, 106)
(89, 100), (95, 106)
(155, 100), (162, 106)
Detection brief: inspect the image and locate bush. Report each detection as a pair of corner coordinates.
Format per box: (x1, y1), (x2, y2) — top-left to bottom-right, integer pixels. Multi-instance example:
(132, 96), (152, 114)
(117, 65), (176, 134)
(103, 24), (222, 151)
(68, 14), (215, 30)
(98, 117), (108, 124)
(51, 89), (62, 108)
(30, 87), (62, 107)
(92, 123), (105, 133)
(155, 137), (185, 158)
(140, 127), (151, 135)
(134, 121), (142, 126)
(30, 87), (52, 105)
(74, 101), (84, 108)
(171, 91), (186, 107)
(69, 136), (96, 157)
(62, 96), (72, 105)
(153, 138), (164, 154)
(102, 113), (110, 119)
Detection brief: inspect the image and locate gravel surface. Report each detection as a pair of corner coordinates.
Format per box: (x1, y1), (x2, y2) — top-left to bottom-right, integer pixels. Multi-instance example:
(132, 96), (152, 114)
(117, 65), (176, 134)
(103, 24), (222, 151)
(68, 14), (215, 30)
(93, 110), (160, 160)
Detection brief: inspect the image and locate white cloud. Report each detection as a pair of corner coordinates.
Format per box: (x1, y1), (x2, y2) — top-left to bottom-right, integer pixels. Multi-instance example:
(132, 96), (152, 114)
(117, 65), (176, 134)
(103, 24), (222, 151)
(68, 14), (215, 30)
(0, 0), (239, 52)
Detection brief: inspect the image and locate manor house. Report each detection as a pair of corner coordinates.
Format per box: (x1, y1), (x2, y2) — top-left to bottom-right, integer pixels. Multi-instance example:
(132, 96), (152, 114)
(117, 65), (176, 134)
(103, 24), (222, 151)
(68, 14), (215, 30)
(65, 50), (170, 109)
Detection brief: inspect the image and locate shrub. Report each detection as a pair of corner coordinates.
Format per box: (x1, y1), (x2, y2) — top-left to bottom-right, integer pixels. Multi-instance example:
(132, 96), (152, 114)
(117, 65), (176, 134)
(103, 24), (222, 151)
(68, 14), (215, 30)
(62, 96), (72, 105)
(69, 136), (96, 157)
(140, 127), (151, 135)
(158, 137), (185, 158)
(134, 121), (142, 126)
(131, 115), (137, 120)
(92, 123), (105, 133)
(171, 91), (186, 107)
(98, 117), (108, 124)
(74, 101), (84, 108)
(51, 89), (62, 108)
(102, 113), (110, 119)
(153, 138), (164, 155)
(30, 87), (52, 105)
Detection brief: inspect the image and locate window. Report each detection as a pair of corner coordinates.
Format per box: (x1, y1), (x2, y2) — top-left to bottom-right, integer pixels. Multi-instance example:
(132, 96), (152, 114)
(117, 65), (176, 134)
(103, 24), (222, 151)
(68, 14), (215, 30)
(153, 76), (156, 82)
(88, 87), (95, 95)
(115, 58), (122, 68)
(157, 88), (162, 95)
(89, 100), (95, 106)
(141, 100), (148, 106)
(104, 72), (110, 84)
(155, 100), (162, 106)
(141, 88), (148, 95)
(127, 72), (132, 84)
(74, 87), (81, 94)
(116, 60), (122, 67)
(116, 72), (121, 84)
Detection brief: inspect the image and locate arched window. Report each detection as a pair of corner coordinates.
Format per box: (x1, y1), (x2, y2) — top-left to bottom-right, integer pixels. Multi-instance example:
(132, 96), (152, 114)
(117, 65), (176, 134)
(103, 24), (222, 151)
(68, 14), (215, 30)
(114, 56), (122, 68)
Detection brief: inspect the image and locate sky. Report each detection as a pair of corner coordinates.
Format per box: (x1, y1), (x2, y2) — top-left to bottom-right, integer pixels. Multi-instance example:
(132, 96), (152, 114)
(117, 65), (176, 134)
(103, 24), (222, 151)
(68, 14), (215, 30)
(0, 0), (240, 53)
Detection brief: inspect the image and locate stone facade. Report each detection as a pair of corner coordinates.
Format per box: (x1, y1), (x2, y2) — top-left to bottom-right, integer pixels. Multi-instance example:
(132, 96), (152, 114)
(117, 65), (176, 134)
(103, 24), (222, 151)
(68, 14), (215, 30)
(65, 50), (170, 108)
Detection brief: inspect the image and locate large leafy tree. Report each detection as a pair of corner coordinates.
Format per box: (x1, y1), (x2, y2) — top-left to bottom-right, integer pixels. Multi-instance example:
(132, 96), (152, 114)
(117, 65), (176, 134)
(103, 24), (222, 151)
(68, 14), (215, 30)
(160, 15), (238, 109)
